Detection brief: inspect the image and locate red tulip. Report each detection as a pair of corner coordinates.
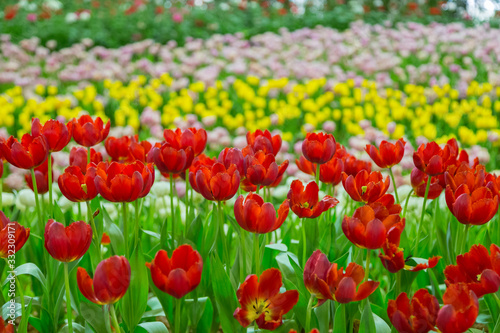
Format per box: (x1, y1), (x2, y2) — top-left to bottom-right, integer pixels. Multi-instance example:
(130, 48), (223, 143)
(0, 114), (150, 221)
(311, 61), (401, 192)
(0, 134), (48, 169)
(243, 151), (288, 189)
(0, 212), (30, 258)
(72, 115), (110, 147)
(233, 268), (299, 330)
(302, 132), (336, 164)
(436, 283), (478, 333)
(94, 161), (154, 202)
(101, 232), (111, 245)
(153, 141), (194, 175)
(234, 193), (289, 234)
(296, 156), (344, 186)
(342, 205), (403, 249)
(70, 147), (102, 174)
(445, 163), (487, 192)
(58, 164), (98, 202)
(25, 156), (53, 194)
(444, 244), (500, 298)
(146, 244), (203, 298)
(445, 184), (498, 225)
(365, 138), (406, 169)
(0, 316), (14, 333)
(246, 129), (282, 156)
(342, 154), (372, 176)
(410, 168), (443, 199)
(190, 163), (240, 202)
(218, 147), (245, 176)
(77, 256), (130, 305)
(104, 135), (133, 162)
(164, 127), (207, 156)
(31, 118), (72, 152)
(44, 219), (92, 262)
(413, 139), (462, 176)
(304, 251), (379, 304)
(130, 137), (153, 162)
(287, 180), (338, 218)
(387, 289), (440, 333)
(296, 155), (316, 176)
(342, 170), (390, 203)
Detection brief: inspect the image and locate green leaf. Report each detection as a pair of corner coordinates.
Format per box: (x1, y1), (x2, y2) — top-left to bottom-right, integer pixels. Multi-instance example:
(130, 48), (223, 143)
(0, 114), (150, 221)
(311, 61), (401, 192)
(209, 254), (241, 333)
(358, 301), (376, 333)
(333, 303), (347, 332)
(121, 244), (149, 332)
(17, 298), (33, 333)
(373, 313), (391, 333)
(80, 302), (109, 333)
(137, 322), (169, 332)
(314, 300), (330, 333)
(104, 211), (125, 256)
(3, 263), (48, 294)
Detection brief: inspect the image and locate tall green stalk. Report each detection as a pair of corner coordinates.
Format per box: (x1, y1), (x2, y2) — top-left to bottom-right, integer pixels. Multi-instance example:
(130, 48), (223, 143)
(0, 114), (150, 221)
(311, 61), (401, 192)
(302, 218), (308, 266)
(122, 203), (129, 257)
(305, 295), (314, 331)
(388, 167), (399, 204)
(185, 170), (190, 233)
(175, 298), (182, 333)
(110, 304), (121, 333)
(30, 169), (43, 225)
(254, 233), (260, 276)
(170, 174), (175, 248)
(365, 249), (371, 281)
(64, 263), (73, 333)
(315, 164), (320, 187)
(415, 176), (431, 255)
(48, 154), (53, 217)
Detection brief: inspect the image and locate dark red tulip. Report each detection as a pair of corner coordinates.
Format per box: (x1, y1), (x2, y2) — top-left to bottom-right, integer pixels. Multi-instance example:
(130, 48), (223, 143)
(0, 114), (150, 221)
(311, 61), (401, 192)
(146, 245), (203, 298)
(304, 251), (379, 305)
(246, 129), (282, 156)
(302, 132), (336, 164)
(436, 283), (478, 333)
(31, 118), (72, 152)
(70, 147), (102, 174)
(234, 268), (299, 330)
(444, 163), (486, 192)
(72, 115), (110, 147)
(296, 155), (316, 176)
(342, 170), (390, 203)
(58, 164), (98, 202)
(0, 134), (48, 169)
(342, 154), (372, 176)
(445, 184), (498, 225)
(320, 157), (344, 186)
(101, 232), (111, 245)
(234, 193), (289, 234)
(94, 161), (154, 202)
(153, 141), (194, 175)
(218, 147), (245, 176)
(444, 244), (500, 298)
(287, 180), (338, 219)
(411, 168), (443, 199)
(342, 205), (403, 249)
(44, 219), (92, 262)
(0, 212), (30, 258)
(387, 289), (440, 333)
(25, 156), (53, 194)
(77, 256), (130, 305)
(190, 163), (240, 202)
(104, 135), (133, 162)
(485, 173), (500, 198)
(0, 316), (14, 333)
(365, 138), (406, 169)
(413, 139), (462, 176)
(130, 137), (153, 162)
(244, 151), (288, 187)
(164, 127), (207, 156)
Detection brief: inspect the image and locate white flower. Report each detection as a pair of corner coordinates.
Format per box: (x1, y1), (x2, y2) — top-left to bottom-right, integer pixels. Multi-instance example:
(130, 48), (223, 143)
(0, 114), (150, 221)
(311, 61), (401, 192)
(1, 193), (15, 207)
(17, 189), (36, 208)
(79, 11), (91, 21)
(65, 13), (78, 23)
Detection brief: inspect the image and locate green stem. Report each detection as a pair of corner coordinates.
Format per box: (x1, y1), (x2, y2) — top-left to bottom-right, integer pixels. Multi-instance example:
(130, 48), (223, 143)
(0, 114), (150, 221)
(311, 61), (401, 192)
(0, 177), (3, 211)
(315, 163), (320, 188)
(170, 174), (175, 248)
(395, 270), (401, 296)
(460, 224), (471, 256)
(365, 249), (371, 281)
(122, 203), (128, 257)
(48, 153), (53, 217)
(110, 304), (121, 333)
(64, 263), (73, 333)
(30, 169), (43, 225)
(134, 199), (141, 251)
(402, 189), (414, 219)
(87, 147), (91, 166)
(256, 186), (260, 195)
(86, 201), (101, 266)
(185, 170), (189, 233)
(175, 297), (181, 333)
(254, 233), (260, 276)
(415, 176), (431, 255)
(241, 230), (247, 281)
(302, 218), (307, 267)
(388, 167), (399, 204)
(218, 201), (229, 267)
(305, 295), (315, 331)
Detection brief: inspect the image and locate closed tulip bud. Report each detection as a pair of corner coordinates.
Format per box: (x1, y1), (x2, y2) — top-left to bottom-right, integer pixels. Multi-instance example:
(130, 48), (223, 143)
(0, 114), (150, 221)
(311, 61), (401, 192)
(365, 138), (406, 169)
(0, 212), (30, 258)
(0, 134), (49, 170)
(31, 118), (72, 152)
(234, 193), (289, 234)
(302, 132), (336, 164)
(44, 219), (92, 262)
(72, 115), (110, 147)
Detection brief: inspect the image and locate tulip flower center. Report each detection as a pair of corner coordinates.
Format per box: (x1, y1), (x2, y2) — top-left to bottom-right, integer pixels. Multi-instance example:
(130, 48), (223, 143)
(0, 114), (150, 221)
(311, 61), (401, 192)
(247, 298), (271, 322)
(81, 184), (88, 194)
(361, 186), (368, 195)
(300, 202), (310, 208)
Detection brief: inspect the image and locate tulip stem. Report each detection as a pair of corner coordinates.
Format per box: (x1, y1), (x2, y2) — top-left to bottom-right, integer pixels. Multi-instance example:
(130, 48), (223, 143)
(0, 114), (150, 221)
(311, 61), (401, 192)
(175, 298), (181, 333)
(218, 201), (229, 268)
(402, 189), (413, 219)
(110, 304), (121, 333)
(30, 169), (43, 225)
(388, 167), (399, 204)
(86, 201), (101, 265)
(365, 249), (371, 281)
(415, 176), (431, 255)
(0, 177), (3, 211)
(241, 230), (247, 281)
(254, 233), (260, 276)
(395, 271), (401, 296)
(315, 164), (320, 188)
(460, 224), (471, 256)
(122, 203), (129, 257)
(302, 218), (307, 267)
(48, 153), (53, 217)
(305, 295), (315, 331)
(63, 262), (73, 333)
(87, 147), (91, 166)
(134, 199), (141, 251)
(170, 174), (175, 249)
(185, 170), (189, 230)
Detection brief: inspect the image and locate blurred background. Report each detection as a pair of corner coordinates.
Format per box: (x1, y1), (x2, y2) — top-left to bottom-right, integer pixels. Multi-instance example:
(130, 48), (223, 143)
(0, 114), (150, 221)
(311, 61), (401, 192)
(2, 0), (500, 49)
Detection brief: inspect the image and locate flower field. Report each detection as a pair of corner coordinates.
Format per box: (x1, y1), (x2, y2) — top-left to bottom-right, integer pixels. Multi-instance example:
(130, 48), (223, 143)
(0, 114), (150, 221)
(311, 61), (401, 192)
(2, 3), (500, 333)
